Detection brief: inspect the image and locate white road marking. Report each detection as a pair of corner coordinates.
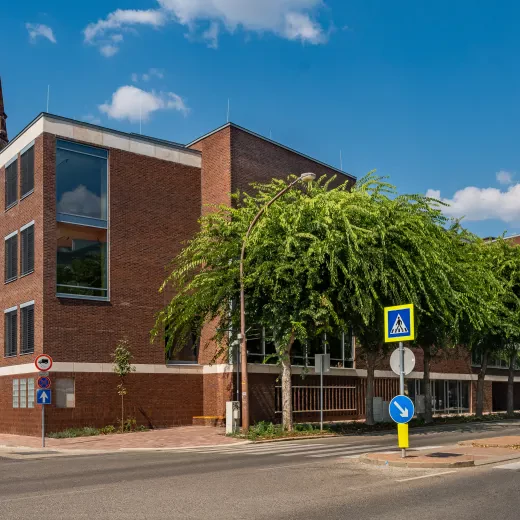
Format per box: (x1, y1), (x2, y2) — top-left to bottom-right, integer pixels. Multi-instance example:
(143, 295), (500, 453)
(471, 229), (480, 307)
(396, 471), (457, 482)
(278, 444), (380, 457)
(0, 487), (106, 504)
(308, 446), (395, 458)
(494, 462), (520, 470)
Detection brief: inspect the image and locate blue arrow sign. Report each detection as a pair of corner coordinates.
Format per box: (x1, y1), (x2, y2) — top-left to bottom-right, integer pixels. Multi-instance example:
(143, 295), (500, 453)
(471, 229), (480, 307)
(37, 389), (51, 405)
(389, 395), (414, 424)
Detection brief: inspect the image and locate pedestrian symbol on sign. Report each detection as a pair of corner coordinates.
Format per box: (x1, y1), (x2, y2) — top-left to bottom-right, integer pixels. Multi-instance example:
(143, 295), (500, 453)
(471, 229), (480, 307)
(390, 314), (409, 335)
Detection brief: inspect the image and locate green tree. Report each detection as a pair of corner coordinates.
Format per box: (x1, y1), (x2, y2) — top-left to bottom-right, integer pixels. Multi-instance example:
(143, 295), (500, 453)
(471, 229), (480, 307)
(112, 338), (136, 432)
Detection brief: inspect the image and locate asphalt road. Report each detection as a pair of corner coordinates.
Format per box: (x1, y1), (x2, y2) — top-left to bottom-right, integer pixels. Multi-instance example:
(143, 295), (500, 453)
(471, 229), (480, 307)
(1, 421), (519, 519)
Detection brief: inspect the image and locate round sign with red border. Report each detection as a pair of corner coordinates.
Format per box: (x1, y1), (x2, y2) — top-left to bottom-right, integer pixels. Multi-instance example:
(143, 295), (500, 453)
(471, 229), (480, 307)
(34, 354), (53, 372)
(37, 376), (51, 389)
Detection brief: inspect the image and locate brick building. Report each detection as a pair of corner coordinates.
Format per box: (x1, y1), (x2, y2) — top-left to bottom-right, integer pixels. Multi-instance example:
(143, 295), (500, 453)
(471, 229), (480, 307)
(0, 82), (515, 436)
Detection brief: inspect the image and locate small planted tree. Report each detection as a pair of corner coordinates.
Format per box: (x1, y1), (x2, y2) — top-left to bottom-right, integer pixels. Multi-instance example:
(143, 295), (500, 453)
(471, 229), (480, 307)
(112, 338), (136, 432)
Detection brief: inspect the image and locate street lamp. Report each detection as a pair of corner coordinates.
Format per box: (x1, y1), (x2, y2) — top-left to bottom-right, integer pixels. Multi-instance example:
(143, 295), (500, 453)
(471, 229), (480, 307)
(238, 172), (316, 430)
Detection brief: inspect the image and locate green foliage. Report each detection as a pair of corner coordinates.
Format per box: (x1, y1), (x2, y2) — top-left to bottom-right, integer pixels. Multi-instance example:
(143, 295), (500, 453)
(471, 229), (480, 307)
(243, 421), (326, 440)
(48, 420), (147, 439)
(113, 338), (136, 381)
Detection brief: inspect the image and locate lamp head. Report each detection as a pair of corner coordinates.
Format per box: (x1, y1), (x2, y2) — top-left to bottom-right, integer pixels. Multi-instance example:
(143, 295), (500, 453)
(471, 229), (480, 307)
(299, 172), (316, 183)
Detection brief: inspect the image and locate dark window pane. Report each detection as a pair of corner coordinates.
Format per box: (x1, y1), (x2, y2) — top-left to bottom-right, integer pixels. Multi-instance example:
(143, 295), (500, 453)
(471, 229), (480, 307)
(21, 146), (34, 197)
(56, 140), (107, 222)
(327, 332), (343, 367)
(5, 235), (18, 282)
(247, 326), (263, 363)
(21, 305), (34, 354)
(166, 331), (198, 364)
(21, 226), (34, 275)
(5, 159), (17, 208)
(5, 310), (17, 357)
(56, 223), (108, 298)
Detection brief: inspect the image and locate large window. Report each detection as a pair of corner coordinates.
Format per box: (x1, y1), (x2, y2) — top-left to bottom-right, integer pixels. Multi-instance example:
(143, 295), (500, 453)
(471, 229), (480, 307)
(5, 158), (17, 209)
(55, 140), (108, 300)
(21, 223), (34, 276)
(20, 302), (34, 355)
(20, 145), (34, 198)
(5, 232), (18, 283)
(57, 223), (108, 298)
(4, 307), (17, 357)
(12, 378), (34, 408)
(56, 140), (107, 227)
(407, 379), (470, 415)
(246, 329), (354, 368)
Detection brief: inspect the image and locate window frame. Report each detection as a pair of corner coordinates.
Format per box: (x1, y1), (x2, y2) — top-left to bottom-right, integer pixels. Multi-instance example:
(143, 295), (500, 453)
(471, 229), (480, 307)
(20, 221), (35, 277)
(5, 156), (18, 210)
(4, 231), (18, 283)
(4, 306), (17, 358)
(20, 301), (35, 355)
(20, 142), (35, 199)
(55, 139), (109, 302)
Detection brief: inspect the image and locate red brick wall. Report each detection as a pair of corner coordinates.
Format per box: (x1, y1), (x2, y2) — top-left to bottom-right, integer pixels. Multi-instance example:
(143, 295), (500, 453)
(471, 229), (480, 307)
(0, 375), (41, 435)
(41, 133), (202, 365)
(230, 126), (353, 194)
(45, 372), (204, 432)
(0, 135), (44, 368)
(189, 127), (232, 214)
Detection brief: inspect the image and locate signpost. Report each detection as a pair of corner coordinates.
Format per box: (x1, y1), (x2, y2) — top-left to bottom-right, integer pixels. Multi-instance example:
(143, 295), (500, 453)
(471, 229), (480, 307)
(315, 354), (330, 431)
(35, 355), (53, 448)
(385, 304), (415, 458)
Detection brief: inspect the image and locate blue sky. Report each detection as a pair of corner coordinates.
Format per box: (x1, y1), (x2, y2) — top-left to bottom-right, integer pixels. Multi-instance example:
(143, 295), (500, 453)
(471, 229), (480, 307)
(3, 1), (520, 237)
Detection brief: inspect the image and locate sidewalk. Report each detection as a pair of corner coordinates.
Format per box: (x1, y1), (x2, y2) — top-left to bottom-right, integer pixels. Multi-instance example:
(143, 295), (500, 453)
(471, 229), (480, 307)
(0, 426), (247, 453)
(361, 435), (520, 468)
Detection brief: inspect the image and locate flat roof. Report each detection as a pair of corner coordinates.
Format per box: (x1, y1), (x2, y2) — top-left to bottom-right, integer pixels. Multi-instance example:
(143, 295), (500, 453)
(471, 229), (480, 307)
(187, 122), (356, 181)
(0, 112), (201, 159)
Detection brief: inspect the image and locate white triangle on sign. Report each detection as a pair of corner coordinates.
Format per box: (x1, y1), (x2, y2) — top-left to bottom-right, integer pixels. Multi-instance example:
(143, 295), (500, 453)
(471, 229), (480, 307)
(390, 314), (408, 334)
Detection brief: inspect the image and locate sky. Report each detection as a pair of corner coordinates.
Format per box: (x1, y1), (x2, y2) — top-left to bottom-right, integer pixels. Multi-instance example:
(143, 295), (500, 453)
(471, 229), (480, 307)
(3, 0), (520, 238)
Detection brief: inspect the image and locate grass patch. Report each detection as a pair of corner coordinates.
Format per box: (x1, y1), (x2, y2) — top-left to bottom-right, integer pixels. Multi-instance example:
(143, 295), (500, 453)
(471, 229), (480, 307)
(48, 419), (148, 439)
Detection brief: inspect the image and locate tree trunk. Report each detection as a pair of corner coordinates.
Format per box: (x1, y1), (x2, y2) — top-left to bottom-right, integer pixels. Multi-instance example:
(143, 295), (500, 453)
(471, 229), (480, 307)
(121, 393), (124, 433)
(476, 350), (488, 418)
(365, 350), (377, 425)
(423, 346), (433, 424)
(281, 331), (295, 432)
(507, 352), (515, 418)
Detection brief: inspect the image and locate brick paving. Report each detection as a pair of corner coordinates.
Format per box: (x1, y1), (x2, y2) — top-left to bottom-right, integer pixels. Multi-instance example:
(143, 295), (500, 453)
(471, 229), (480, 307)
(0, 426), (246, 451)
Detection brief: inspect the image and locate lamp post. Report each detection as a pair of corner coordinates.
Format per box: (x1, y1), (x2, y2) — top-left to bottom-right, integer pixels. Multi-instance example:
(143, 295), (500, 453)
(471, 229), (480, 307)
(238, 172), (316, 430)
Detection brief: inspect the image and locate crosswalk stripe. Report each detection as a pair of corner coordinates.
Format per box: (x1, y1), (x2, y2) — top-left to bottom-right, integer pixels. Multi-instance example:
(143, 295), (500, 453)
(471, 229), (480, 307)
(278, 444), (380, 457)
(181, 443), (325, 455)
(308, 446), (395, 458)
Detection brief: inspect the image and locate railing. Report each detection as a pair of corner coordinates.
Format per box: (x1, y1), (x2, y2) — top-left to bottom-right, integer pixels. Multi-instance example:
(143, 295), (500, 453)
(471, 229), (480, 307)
(275, 385), (357, 413)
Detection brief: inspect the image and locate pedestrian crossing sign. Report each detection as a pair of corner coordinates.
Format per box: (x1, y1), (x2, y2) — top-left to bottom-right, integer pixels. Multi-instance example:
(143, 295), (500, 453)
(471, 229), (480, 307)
(384, 304), (415, 343)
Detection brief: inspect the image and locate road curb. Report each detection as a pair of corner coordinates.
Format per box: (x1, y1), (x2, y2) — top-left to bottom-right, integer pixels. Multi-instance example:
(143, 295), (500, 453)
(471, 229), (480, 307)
(359, 453), (475, 469)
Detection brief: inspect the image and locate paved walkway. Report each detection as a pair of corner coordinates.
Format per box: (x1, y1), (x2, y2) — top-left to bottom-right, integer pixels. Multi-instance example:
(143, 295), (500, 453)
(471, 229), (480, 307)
(0, 426), (246, 452)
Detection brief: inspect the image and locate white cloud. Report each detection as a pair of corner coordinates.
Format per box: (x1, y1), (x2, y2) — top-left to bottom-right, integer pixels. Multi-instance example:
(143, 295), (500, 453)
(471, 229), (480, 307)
(57, 185), (102, 218)
(84, 1), (327, 54)
(98, 85), (188, 122)
(84, 9), (166, 56)
(26, 23), (57, 43)
(100, 44), (119, 57)
(132, 68), (165, 82)
(426, 185), (520, 222)
(496, 170), (514, 185)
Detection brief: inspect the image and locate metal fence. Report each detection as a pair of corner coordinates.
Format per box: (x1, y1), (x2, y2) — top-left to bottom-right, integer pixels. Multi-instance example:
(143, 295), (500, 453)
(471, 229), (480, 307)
(275, 385), (357, 413)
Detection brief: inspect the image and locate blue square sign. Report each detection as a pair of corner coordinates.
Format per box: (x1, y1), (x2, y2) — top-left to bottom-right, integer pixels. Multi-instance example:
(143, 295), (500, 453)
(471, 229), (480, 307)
(36, 389), (51, 405)
(384, 304), (414, 343)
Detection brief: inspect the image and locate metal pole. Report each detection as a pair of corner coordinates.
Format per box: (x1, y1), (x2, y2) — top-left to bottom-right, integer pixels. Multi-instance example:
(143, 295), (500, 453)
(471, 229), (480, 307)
(399, 341), (405, 458)
(320, 360), (324, 431)
(42, 405), (45, 448)
(238, 177), (305, 431)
